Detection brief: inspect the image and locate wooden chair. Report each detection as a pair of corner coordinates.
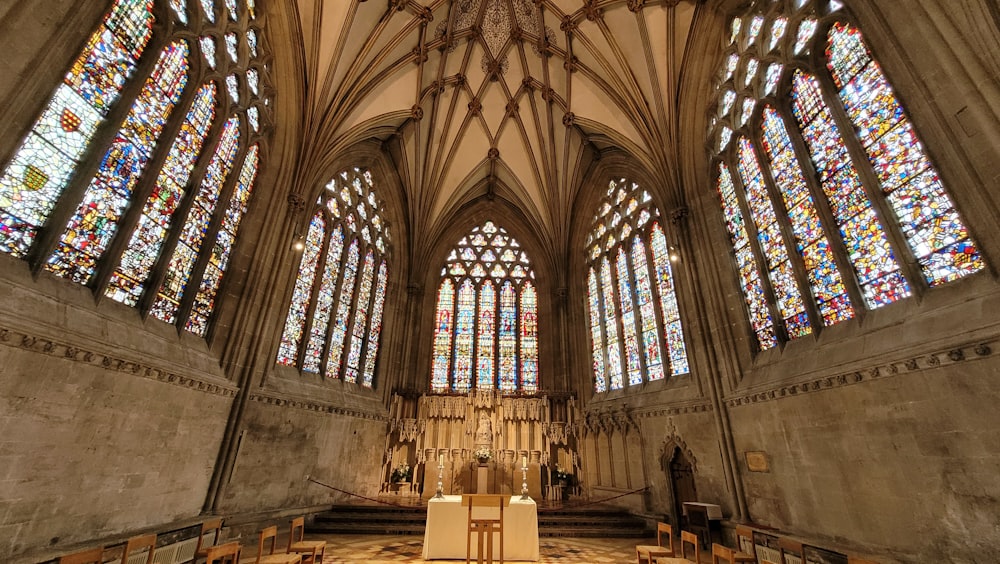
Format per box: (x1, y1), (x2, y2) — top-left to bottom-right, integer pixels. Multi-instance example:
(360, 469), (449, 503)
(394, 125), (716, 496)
(680, 530), (701, 563)
(655, 530), (702, 564)
(712, 543), (736, 564)
(205, 541), (241, 564)
(58, 546), (103, 564)
(255, 526), (301, 564)
(122, 534), (156, 564)
(735, 526), (755, 562)
(636, 522), (675, 564)
(462, 494), (510, 564)
(288, 516), (326, 564)
(194, 518), (224, 563)
(777, 537), (802, 564)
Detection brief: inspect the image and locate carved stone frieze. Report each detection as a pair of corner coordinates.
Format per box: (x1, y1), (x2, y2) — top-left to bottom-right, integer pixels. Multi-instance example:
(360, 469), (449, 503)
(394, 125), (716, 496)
(727, 339), (998, 408)
(248, 392), (387, 420)
(0, 325), (238, 398)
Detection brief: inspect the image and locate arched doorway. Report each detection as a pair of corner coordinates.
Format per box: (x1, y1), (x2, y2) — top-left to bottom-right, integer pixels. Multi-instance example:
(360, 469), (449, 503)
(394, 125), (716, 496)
(664, 446), (697, 529)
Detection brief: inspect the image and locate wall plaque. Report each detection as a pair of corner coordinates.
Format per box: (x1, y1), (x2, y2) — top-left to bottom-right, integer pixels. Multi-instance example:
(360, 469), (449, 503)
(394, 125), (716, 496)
(745, 451), (769, 472)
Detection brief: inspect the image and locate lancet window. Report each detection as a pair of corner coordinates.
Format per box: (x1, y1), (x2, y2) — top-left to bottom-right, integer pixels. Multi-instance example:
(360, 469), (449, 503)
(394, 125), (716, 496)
(585, 179), (690, 393)
(275, 168), (391, 388)
(709, 0), (984, 352)
(431, 221), (538, 394)
(0, 0), (273, 337)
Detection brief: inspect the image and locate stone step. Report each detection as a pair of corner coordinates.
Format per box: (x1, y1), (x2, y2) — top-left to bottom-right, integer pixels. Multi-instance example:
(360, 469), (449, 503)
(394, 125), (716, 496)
(309, 503), (653, 538)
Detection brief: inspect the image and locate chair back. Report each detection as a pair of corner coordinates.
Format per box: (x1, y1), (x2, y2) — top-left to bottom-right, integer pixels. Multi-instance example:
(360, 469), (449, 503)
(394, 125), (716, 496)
(289, 516), (306, 547)
(206, 541), (241, 564)
(712, 543), (735, 564)
(681, 530), (701, 563)
(778, 537), (802, 564)
(58, 546), (103, 564)
(122, 534), (156, 564)
(195, 518), (224, 555)
(735, 526), (754, 559)
(257, 525), (279, 559)
(656, 522), (674, 552)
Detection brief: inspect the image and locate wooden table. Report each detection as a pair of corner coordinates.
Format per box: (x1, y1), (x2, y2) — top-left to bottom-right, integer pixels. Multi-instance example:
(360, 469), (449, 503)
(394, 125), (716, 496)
(422, 495), (539, 561)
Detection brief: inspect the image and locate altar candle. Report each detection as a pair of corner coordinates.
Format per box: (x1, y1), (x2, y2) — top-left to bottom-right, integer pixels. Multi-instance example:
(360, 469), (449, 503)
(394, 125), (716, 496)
(439, 453), (444, 465)
(522, 455), (527, 468)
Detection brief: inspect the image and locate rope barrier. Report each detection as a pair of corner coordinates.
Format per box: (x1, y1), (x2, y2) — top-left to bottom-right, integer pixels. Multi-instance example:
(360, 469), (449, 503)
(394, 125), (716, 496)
(306, 475), (646, 512)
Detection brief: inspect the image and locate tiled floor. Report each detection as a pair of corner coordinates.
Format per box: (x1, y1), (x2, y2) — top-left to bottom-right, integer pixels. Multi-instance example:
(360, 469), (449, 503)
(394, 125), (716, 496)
(299, 533), (650, 563)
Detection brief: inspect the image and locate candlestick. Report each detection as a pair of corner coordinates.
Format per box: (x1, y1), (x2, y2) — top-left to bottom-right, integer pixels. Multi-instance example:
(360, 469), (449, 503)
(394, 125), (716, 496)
(434, 458), (445, 499)
(520, 459), (530, 500)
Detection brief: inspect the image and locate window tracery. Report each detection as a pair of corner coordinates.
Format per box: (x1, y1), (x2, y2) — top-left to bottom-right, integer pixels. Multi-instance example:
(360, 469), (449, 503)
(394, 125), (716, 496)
(585, 178), (691, 393)
(275, 169), (391, 388)
(709, 0), (984, 352)
(431, 221), (538, 393)
(0, 0), (273, 338)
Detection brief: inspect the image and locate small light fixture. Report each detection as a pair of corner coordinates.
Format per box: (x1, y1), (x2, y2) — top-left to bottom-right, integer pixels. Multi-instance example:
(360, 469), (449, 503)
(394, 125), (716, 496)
(669, 245), (680, 262)
(293, 235), (305, 251)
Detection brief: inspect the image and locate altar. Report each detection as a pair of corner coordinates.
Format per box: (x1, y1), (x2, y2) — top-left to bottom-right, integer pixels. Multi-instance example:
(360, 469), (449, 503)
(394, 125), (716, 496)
(421, 495), (540, 561)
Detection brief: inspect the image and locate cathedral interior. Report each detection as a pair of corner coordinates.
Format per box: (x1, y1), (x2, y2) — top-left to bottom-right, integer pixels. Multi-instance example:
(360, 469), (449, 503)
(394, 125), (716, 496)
(1, 0), (999, 562)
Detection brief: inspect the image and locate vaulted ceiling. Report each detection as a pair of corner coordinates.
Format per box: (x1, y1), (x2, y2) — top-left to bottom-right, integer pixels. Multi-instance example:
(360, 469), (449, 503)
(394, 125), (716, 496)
(287, 0), (706, 258)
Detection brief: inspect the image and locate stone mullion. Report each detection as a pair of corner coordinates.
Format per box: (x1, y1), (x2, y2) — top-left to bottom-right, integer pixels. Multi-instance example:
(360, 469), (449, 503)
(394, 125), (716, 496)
(27, 28), (173, 273)
(814, 65), (927, 295)
(749, 117), (823, 333)
(136, 105), (231, 317)
(773, 93), (868, 316)
(725, 152), (789, 345)
(491, 278), (501, 390)
(173, 121), (250, 331)
(91, 65), (206, 301)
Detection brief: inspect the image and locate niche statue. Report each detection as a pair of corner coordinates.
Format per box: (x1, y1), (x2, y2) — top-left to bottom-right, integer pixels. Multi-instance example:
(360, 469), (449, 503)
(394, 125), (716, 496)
(475, 412), (492, 445)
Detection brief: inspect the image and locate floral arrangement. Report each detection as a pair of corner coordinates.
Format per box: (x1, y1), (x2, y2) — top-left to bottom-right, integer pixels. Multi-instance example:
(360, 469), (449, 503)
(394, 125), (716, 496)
(473, 446), (492, 461)
(390, 462), (412, 483)
(554, 464), (570, 482)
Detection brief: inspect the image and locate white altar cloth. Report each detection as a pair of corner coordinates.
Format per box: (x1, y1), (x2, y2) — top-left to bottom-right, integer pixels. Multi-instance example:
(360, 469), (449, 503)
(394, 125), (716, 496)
(421, 495), (540, 561)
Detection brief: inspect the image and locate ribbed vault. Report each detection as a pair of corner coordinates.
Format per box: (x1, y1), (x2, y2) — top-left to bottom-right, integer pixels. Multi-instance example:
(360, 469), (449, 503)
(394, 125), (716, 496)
(287, 0), (703, 263)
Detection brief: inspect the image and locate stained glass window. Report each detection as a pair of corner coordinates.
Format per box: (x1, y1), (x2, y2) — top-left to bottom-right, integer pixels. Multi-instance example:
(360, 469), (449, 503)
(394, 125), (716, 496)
(587, 269), (607, 392)
(344, 249), (376, 383)
(430, 221), (539, 393)
(46, 41), (190, 284)
(361, 260), (388, 387)
(186, 144), (259, 336)
(0, 0), (272, 338)
(826, 23), (983, 285)
(708, 3), (985, 352)
(0, 0), (155, 257)
(736, 137), (812, 338)
(275, 168), (390, 387)
(520, 282), (538, 392)
(585, 179), (691, 392)
(717, 164), (777, 349)
(276, 212), (325, 366)
(109, 82), (215, 302)
(791, 70), (910, 308)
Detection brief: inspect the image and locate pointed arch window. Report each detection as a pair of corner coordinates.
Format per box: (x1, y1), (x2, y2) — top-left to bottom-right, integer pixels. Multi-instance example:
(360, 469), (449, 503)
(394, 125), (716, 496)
(0, 0), (274, 338)
(431, 221), (538, 393)
(585, 179), (691, 393)
(275, 168), (391, 388)
(708, 0), (985, 352)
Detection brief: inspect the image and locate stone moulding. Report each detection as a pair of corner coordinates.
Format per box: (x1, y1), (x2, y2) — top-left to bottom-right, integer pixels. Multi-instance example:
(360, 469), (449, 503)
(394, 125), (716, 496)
(248, 391), (387, 421)
(726, 338), (996, 408)
(0, 325), (238, 398)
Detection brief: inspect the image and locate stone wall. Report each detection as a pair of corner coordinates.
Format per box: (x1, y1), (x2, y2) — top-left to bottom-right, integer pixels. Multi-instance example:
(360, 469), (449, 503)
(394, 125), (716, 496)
(0, 259), (236, 561)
